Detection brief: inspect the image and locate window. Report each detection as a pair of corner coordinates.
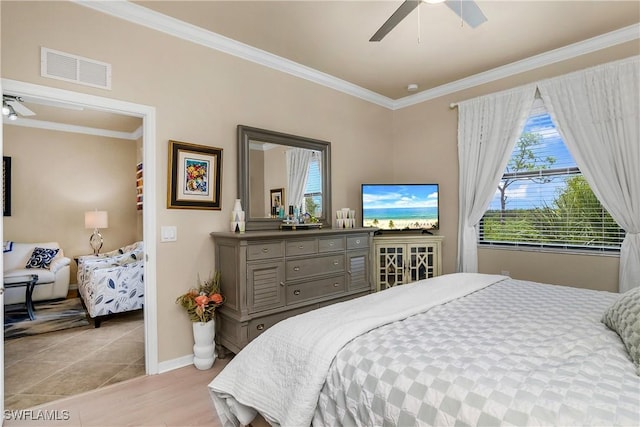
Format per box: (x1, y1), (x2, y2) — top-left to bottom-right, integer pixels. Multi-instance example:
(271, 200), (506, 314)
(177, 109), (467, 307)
(303, 153), (322, 217)
(479, 99), (624, 252)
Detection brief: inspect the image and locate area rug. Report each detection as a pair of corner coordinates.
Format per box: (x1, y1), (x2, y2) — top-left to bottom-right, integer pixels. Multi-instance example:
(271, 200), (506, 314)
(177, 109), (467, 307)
(4, 298), (89, 339)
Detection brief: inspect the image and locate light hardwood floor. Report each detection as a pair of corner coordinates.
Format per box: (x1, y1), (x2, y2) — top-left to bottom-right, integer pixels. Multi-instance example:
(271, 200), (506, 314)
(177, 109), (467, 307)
(4, 358), (232, 426)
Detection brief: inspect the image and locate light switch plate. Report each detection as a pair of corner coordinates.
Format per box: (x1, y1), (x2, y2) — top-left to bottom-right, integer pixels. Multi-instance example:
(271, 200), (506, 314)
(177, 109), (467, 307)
(161, 226), (177, 242)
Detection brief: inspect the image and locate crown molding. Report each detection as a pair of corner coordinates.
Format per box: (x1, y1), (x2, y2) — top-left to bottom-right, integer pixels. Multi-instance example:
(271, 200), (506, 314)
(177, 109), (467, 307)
(391, 23), (640, 110)
(74, 1), (639, 111)
(3, 78), (144, 139)
(132, 125), (143, 140)
(3, 116), (141, 140)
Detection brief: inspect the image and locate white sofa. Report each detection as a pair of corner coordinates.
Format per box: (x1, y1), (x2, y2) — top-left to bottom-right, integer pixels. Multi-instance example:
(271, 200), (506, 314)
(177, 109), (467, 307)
(3, 241), (71, 305)
(77, 241), (144, 327)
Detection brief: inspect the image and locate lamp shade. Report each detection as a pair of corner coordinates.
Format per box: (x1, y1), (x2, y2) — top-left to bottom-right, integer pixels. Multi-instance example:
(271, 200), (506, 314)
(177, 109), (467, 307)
(85, 210), (109, 229)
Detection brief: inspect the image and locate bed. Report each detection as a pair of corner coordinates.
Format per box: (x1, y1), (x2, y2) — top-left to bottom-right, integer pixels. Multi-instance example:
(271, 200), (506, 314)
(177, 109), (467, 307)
(209, 273), (640, 426)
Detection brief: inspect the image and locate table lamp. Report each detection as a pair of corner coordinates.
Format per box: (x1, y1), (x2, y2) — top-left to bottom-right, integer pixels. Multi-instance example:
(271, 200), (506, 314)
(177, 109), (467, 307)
(85, 210), (109, 255)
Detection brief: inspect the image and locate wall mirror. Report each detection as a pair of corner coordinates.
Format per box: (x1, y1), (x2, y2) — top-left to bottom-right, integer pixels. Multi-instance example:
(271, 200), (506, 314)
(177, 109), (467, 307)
(238, 125), (332, 230)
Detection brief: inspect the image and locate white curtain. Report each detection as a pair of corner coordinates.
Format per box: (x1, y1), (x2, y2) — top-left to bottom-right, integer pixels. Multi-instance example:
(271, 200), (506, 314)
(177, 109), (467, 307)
(538, 56), (640, 292)
(286, 148), (313, 211)
(456, 85), (536, 272)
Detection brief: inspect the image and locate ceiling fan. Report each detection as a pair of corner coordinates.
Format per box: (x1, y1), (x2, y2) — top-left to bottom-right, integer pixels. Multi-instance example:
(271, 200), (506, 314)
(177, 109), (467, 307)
(370, 0), (487, 42)
(2, 94), (36, 120)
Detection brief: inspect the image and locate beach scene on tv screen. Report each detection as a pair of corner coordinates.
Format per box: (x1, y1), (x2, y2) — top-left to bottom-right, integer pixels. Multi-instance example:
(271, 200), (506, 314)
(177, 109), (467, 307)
(362, 184), (439, 230)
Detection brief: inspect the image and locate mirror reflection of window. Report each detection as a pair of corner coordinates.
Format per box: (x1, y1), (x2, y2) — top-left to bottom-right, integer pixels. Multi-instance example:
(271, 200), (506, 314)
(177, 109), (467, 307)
(286, 148), (312, 215)
(304, 153), (322, 217)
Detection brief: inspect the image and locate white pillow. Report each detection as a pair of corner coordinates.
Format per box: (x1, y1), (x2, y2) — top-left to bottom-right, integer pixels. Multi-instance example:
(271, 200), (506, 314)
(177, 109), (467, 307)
(602, 286), (640, 375)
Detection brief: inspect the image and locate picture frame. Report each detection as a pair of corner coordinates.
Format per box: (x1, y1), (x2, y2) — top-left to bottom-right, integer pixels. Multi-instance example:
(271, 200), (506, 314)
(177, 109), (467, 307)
(167, 140), (223, 210)
(3, 156), (11, 217)
(270, 188), (285, 214)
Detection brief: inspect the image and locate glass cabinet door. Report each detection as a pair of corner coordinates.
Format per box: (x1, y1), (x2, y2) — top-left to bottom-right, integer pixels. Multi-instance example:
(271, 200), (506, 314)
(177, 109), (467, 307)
(378, 245), (405, 290)
(407, 243), (436, 282)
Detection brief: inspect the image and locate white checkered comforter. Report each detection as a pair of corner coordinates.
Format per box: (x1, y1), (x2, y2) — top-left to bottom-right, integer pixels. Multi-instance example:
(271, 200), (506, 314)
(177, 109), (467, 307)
(313, 279), (640, 426)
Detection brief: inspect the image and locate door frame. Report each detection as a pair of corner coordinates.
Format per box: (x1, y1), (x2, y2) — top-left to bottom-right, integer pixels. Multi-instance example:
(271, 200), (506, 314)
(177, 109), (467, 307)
(0, 80), (159, 383)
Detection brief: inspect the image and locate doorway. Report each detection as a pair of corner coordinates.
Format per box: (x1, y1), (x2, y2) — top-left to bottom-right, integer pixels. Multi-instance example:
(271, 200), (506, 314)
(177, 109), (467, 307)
(1, 79), (158, 414)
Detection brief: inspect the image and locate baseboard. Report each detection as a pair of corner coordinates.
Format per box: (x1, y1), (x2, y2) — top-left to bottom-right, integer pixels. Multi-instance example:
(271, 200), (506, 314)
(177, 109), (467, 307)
(157, 350), (226, 374)
(157, 354), (194, 374)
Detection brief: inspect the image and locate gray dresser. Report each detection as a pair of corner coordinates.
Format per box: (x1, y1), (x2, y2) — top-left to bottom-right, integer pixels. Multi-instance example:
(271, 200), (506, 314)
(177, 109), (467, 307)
(211, 228), (376, 354)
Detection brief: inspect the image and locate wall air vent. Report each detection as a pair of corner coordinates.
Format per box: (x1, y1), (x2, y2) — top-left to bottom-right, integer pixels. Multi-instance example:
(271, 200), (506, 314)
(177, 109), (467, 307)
(41, 47), (112, 90)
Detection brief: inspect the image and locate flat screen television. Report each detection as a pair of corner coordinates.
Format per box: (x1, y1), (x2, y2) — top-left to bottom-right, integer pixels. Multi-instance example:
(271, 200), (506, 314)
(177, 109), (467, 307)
(361, 183), (439, 231)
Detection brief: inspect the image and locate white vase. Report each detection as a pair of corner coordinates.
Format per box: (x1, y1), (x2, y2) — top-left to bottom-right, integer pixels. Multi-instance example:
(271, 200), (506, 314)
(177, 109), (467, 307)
(231, 199), (245, 232)
(192, 319), (216, 370)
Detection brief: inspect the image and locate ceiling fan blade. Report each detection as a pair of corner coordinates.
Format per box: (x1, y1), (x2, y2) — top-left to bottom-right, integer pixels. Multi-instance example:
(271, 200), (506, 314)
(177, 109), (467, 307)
(370, 0), (422, 42)
(7, 100), (36, 117)
(444, 0), (487, 28)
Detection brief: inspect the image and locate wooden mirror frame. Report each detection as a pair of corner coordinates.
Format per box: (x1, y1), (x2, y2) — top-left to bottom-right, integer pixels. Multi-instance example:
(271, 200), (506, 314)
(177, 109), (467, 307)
(238, 125), (332, 230)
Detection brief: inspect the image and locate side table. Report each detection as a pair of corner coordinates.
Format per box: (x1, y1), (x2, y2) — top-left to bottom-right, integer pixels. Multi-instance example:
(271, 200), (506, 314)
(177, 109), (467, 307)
(4, 274), (41, 320)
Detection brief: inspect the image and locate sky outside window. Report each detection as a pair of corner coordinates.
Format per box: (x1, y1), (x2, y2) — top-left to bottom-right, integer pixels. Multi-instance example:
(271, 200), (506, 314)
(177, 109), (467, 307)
(488, 112), (575, 210)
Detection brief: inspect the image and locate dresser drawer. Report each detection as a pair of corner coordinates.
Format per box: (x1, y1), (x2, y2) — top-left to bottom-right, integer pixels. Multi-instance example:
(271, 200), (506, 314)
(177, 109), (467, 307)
(247, 241), (284, 261)
(287, 275), (346, 305)
(248, 305), (315, 341)
(318, 236), (345, 253)
(318, 291), (366, 308)
(286, 239), (317, 257)
(347, 234), (369, 250)
(286, 254), (345, 280)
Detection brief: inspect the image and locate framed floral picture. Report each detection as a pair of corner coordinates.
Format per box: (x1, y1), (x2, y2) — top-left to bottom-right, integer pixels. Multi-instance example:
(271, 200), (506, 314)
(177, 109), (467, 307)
(167, 140), (223, 210)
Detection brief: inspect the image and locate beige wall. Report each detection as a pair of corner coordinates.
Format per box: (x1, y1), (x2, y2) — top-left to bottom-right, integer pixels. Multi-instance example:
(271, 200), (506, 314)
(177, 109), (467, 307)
(1, 1), (635, 365)
(0, 1), (392, 363)
(477, 249), (620, 292)
(3, 125), (140, 280)
(391, 41), (639, 292)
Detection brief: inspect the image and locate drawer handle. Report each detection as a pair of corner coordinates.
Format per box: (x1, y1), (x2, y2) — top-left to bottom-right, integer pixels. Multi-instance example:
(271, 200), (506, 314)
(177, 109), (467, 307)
(298, 245), (304, 249)
(329, 241), (334, 246)
(280, 281), (285, 287)
(333, 283), (340, 287)
(256, 324), (265, 331)
(293, 289), (301, 296)
(293, 266), (300, 272)
(262, 248), (269, 253)
(356, 239), (361, 244)
(333, 260), (339, 265)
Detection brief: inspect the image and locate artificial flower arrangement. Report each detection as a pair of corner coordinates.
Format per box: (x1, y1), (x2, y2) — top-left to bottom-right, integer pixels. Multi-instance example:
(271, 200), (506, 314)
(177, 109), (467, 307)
(176, 271), (224, 323)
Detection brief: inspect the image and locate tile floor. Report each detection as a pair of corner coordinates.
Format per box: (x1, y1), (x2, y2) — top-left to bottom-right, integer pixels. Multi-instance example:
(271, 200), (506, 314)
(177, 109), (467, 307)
(4, 310), (145, 410)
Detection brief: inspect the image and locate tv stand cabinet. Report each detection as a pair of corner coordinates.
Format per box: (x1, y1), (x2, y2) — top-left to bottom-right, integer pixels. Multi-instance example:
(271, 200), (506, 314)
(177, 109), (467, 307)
(373, 234), (443, 291)
(211, 228), (376, 354)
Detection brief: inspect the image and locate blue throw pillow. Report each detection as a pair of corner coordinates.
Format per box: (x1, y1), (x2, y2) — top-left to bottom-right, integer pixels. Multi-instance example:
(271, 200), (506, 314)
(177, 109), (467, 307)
(25, 247), (60, 269)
